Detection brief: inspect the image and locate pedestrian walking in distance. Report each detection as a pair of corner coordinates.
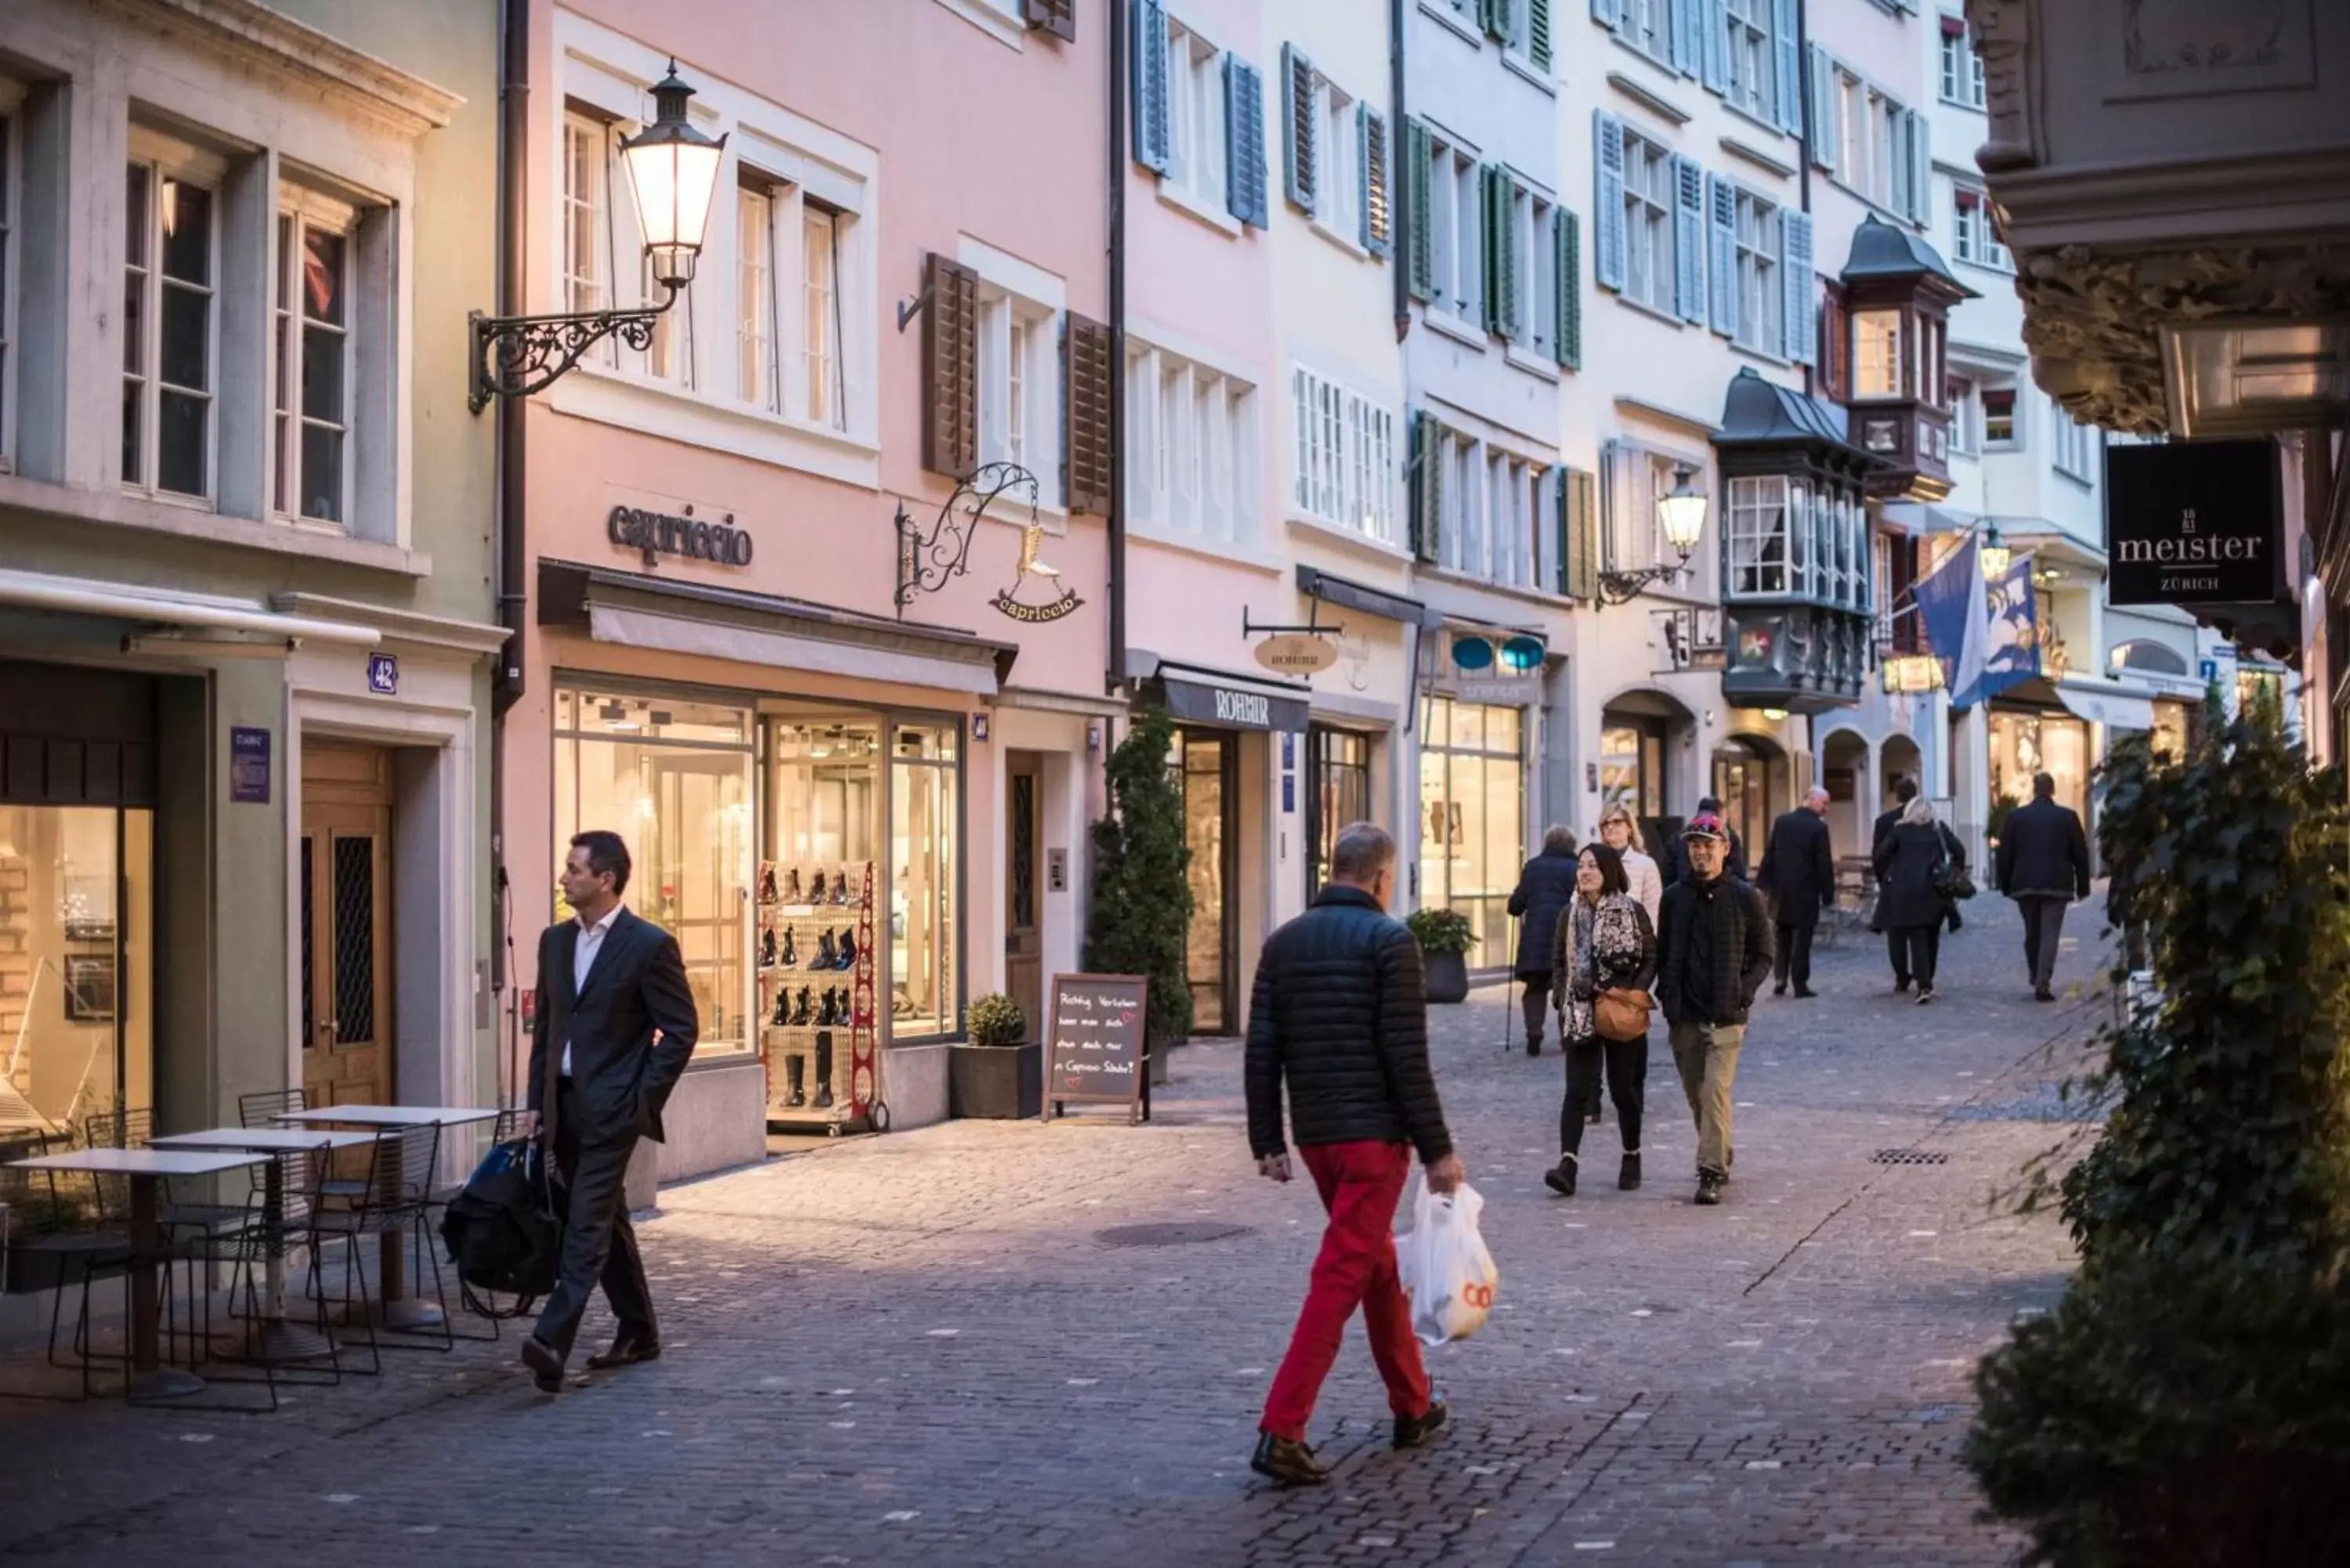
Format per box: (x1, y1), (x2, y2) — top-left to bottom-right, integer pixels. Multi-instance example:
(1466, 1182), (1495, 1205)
(1654, 814), (1772, 1207)
(521, 831), (700, 1393)
(1542, 843), (1657, 1198)
(1874, 797), (1967, 1005)
(1872, 779), (1921, 991)
(1506, 826), (1580, 1057)
(1245, 822), (1462, 1487)
(1758, 787), (1836, 999)
(1597, 804), (1664, 930)
(1994, 771), (2092, 1002)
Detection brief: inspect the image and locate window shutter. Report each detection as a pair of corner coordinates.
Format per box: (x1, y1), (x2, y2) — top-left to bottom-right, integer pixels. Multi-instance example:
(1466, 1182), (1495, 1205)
(1807, 45), (1836, 173)
(1889, 108), (1912, 218)
(1671, 0), (1699, 76)
(1226, 56), (1271, 228)
(1529, 0), (1553, 70)
(1907, 109), (1932, 224)
(1706, 172), (1737, 338)
(1554, 207), (1582, 370)
(1281, 44), (1317, 215)
(1562, 466), (1599, 602)
(1480, 0), (1506, 38)
(1064, 313), (1115, 515)
(1593, 113), (1626, 292)
(920, 253), (979, 478)
(1406, 118), (1435, 299)
(1480, 165), (1501, 335)
(1772, 0), (1802, 134)
(1819, 279), (1848, 402)
(1361, 106), (1393, 255)
(1701, 0), (1730, 95)
(1132, 0), (1171, 174)
(1592, 0), (1622, 31)
(1672, 154), (1706, 324)
(1023, 0), (1076, 42)
(1409, 410), (1444, 564)
(1484, 167), (1520, 340)
(1781, 208), (1814, 366)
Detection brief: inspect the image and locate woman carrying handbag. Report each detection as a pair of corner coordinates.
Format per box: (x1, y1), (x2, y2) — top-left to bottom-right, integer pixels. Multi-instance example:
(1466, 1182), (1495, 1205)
(1542, 844), (1658, 1197)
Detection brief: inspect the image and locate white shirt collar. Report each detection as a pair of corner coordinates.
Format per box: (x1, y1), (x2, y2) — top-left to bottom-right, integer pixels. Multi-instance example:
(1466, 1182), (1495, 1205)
(578, 904), (624, 937)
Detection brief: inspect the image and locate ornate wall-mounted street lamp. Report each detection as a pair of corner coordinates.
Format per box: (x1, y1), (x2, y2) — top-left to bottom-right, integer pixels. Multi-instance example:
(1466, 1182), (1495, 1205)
(1978, 521), (2012, 580)
(470, 63), (727, 412)
(1596, 463), (1710, 605)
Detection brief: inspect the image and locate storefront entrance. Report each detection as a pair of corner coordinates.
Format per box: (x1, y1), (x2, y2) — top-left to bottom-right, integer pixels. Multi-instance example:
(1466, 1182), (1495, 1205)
(1305, 725), (1373, 898)
(1170, 731), (1239, 1035)
(1004, 751), (1045, 1043)
(298, 744), (396, 1107)
(1711, 735), (1785, 865)
(1990, 707), (2089, 823)
(1419, 696), (1527, 970)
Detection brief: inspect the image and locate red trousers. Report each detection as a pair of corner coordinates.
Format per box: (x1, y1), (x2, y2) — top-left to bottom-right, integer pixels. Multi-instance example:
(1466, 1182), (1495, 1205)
(1260, 1139), (1433, 1441)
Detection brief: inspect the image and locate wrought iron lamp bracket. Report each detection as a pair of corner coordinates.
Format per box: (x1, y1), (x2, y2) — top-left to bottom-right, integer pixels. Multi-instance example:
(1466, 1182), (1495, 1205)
(468, 287), (678, 414)
(1594, 551), (1694, 607)
(894, 462), (1040, 617)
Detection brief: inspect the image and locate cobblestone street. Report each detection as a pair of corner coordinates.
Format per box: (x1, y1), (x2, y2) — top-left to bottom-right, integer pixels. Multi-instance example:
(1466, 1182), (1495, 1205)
(0, 898), (2101, 1566)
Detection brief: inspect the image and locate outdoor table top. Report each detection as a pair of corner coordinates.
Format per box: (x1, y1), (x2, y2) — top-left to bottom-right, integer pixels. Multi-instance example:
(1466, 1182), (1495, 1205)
(149, 1128), (378, 1154)
(5, 1147), (271, 1178)
(271, 1105), (501, 1129)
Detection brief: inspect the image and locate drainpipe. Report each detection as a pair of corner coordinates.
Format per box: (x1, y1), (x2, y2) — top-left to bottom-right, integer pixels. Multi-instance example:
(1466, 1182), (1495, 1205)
(1390, 0), (1410, 344)
(489, 0), (529, 1046)
(1797, 0), (1814, 399)
(1106, 0), (1129, 701)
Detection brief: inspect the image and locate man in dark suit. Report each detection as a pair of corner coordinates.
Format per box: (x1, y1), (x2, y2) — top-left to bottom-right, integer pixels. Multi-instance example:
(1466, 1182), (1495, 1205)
(1758, 787), (1835, 999)
(522, 830), (700, 1392)
(1873, 779), (1920, 991)
(1994, 771), (2092, 1002)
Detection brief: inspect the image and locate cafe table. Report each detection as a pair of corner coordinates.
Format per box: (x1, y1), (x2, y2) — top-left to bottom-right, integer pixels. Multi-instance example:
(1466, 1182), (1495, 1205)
(147, 1126), (376, 1362)
(269, 1105), (500, 1328)
(4, 1145), (268, 1400)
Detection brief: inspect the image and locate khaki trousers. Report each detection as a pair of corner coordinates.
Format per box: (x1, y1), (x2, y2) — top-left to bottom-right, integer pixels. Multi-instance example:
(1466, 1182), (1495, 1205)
(1668, 1019), (1744, 1178)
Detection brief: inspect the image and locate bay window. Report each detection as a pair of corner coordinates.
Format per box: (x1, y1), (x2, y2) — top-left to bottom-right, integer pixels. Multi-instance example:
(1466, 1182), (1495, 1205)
(1853, 309), (1904, 399)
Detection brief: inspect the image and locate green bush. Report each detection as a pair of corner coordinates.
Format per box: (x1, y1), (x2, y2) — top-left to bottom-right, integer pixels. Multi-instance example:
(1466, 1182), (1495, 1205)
(1965, 687), (2350, 1566)
(966, 992), (1026, 1046)
(1405, 907), (1476, 956)
(1083, 709), (1194, 1052)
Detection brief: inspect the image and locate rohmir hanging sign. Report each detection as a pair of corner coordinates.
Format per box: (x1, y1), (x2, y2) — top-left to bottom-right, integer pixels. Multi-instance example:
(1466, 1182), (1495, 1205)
(1253, 634), (1340, 675)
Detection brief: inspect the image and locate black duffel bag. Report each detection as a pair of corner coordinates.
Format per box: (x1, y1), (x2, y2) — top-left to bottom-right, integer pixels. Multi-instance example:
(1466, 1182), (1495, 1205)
(439, 1136), (562, 1318)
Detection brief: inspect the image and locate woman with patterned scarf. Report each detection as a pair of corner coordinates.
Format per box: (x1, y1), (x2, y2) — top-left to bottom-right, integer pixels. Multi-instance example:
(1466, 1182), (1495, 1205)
(1542, 843), (1658, 1197)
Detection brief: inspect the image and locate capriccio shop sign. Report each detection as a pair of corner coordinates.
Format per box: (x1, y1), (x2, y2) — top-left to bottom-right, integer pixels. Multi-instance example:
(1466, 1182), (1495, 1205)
(609, 504), (754, 569)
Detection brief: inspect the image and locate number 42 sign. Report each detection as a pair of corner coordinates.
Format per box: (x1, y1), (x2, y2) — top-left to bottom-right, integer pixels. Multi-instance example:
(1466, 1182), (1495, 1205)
(367, 652), (399, 695)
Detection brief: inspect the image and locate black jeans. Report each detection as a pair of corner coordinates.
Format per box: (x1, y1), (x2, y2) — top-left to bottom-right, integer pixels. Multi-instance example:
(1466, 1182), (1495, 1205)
(1773, 921), (1814, 991)
(1893, 924), (1942, 989)
(2017, 896), (2068, 990)
(1886, 927), (1911, 985)
(1560, 1032), (1646, 1158)
(1520, 974), (1553, 1045)
(534, 1079), (656, 1359)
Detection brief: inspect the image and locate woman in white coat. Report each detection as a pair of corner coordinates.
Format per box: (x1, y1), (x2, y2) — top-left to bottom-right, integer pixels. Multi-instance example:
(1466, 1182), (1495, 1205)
(1598, 804), (1664, 929)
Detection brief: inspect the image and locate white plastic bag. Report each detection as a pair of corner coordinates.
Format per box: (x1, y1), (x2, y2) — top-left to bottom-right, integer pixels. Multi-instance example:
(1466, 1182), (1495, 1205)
(1395, 1177), (1499, 1346)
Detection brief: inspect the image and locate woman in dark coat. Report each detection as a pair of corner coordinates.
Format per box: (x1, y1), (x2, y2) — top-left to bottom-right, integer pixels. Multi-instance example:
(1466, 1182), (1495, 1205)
(1872, 796), (1966, 1004)
(1507, 826), (1580, 1056)
(1542, 843), (1657, 1197)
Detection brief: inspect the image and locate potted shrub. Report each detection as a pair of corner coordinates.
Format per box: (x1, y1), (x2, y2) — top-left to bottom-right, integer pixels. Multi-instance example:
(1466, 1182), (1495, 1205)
(1406, 908), (1477, 1004)
(950, 992), (1043, 1119)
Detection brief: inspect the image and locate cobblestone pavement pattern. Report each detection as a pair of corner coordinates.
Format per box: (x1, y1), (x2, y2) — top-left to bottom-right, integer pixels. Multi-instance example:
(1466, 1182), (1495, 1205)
(0, 898), (2104, 1565)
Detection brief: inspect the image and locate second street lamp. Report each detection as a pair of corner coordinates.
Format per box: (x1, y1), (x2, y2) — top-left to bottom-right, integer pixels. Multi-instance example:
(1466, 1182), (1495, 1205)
(1596, 463), (1711, 605)
(470, 62), (728, 410)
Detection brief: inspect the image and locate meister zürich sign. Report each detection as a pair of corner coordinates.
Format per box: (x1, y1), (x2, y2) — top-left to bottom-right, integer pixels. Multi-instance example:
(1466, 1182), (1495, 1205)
(609, 503), (754, 570)
(2106, 439), (2281, 607)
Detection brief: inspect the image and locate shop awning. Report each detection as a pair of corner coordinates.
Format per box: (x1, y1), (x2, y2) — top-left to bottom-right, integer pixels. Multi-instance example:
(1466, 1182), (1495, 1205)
(540, 561), (1017, 696)
(1138, 658), (1312, 732)
(2056, 681), (2157, 731)
(0, 568), (381, 647)
(1295, 565), (1435, 627)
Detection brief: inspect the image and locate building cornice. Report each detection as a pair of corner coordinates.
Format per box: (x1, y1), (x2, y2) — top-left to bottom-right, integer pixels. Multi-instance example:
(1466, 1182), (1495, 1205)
(102, 0), (465, 137)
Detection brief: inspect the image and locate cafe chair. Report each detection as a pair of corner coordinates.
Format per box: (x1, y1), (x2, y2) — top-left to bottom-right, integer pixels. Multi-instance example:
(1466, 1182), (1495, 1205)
(308, 1125), (451, 1371)
(240, 1089), (372, 1204)
(0, 1130), (135, 1404)
(165, 1149), (343, 1412)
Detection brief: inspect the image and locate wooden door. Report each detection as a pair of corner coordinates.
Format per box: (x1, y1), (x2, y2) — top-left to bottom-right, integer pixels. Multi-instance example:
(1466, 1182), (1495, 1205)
(300, 744), (394, 1107)
(1004, 752), (1043, 1040)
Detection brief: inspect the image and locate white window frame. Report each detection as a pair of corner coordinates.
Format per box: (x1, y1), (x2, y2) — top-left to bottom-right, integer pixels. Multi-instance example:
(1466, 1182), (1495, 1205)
(273, 186), (358, 531)
(122, 129), (226, 506)
(1163, 14), (1229, 215)
(1126, 335), (1260, 546)
(1726, 475), (1791, 598)
(1983, 385), (2020, 450)
(1952, 189), (2010, 272)
(1602, 440), (1697, 585)
(978, 288), (1061, 511)
(562, 109), (611, 327)
(1948, 374), (1980, 457)
(1732, 186), (1782, 357)
(736, 179), (778, 412)
(1725, 0), (1775, 123)
(1940, 20), (1987, 110)
(1311, 74), (1361, 252)
(1523, 184), (1558, 361)
(1624, 0), (1677, 69)
(1853, 308), (1905, 400)
(2052, 397), (2099, 484)
(1289, 363), (1396, 543)
(1426, 132), (1484, 332)
(801, 200), (844, 431)
(1621, 125), (1675, 317)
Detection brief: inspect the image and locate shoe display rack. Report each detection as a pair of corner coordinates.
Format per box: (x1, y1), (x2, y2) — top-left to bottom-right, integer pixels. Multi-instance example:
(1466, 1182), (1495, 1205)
(757, 858), (881, 1133)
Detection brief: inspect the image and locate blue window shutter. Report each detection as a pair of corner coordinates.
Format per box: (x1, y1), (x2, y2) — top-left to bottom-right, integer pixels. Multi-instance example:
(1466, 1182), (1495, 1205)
(1781, 208), (1813, 364)
(1671, 0), (1698, 76)
(1592, 0), (1621, 31)
(1226, 56), (1270, 227)
(1672, 154), (1705, 323)
(1554, 208), (1582, 370)
(1772, 0), (1802, 134)
(1908, 109), (1931, 224)
(1361, 106), (1394, 255)
(1405, 118), (1434, 298)
(1593, 113), (1626, 292)
(1132, 0), (1170, 174)
(1807, 45), (1836, 173)
(1529, 0), (1553, 70)
(1707, 172), (1738, 338)
(1701, 0), (1729, 96)
(1281, 44), (1316, 215)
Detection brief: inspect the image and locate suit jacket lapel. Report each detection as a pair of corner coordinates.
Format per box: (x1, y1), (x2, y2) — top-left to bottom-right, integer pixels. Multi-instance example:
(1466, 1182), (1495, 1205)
(575, 910), (632, 1003)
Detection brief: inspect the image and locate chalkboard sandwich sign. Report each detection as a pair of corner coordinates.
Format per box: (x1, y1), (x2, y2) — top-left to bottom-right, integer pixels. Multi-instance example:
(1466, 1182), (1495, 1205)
(1046, 972), (1150, 1124)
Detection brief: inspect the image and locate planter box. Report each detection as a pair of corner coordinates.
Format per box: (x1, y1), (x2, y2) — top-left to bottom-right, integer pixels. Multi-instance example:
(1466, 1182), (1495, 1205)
(1423, 949), (1470, 1004)
(950, 1042), (1043, 1120)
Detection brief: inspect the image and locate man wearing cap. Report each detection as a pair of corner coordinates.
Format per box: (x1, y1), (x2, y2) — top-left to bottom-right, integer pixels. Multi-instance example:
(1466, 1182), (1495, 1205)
(1654, 812), (1773, 1206)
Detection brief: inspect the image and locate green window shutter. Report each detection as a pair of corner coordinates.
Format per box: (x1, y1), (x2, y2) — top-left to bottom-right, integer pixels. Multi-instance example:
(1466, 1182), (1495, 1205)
(1480, 0), (1506, 39)
(1529, 0), (1553, 70)
(1410, 411), (1444, 564)
(1405, 119), (1434, 302)
(1554, 207), (1582, 370)
(1562, 466), (1599, 602)
(1483, 166), (1519, 339)
(1360, 105), (1393, 256)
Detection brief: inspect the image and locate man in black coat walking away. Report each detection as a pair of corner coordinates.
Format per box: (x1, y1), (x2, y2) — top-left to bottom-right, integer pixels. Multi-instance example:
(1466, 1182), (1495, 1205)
(1758, 787), (1835, 999)
(1873, 779), (1919, 990)
(1995, 771), (2092, 1002)
(1246, 822), (1462, 1487)
(1506, 826), (1580, 1055)
(1655, 814), (1773, 1207)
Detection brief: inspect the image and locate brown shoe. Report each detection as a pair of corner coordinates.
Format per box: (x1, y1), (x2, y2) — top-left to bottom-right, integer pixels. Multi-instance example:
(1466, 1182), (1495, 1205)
(584, 1333), (661, 1371)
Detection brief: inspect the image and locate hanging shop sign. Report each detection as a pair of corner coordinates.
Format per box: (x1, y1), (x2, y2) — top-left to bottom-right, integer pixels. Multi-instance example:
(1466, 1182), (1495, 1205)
(2106, 439), (2282, 606)
(1158, 673), (1311, 732)
(1253, 634), (1340, 676)
(609, 503), (754, 570)
(992, 522), (1084, 624)
(1881, 653), (1944, 694)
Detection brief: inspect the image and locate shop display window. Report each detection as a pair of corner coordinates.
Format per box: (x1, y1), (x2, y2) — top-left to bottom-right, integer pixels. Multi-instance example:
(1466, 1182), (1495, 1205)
(759, 710), (880, 1120)
(891, 723), (960, 1040)
(1419, 697), (1525, 968)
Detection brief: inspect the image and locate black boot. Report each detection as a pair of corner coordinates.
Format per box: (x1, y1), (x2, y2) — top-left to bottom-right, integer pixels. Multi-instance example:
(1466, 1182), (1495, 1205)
(816, 988), (836, 1028)
(758, 863), (779, 902)
(836, 929), (859, 972)
(785, 1053), (805, 1108)
(783, 867), (803, 903)
(815, 930), (837, 970)
(831, 868), (854, 905)
(1543, 1154), (1578, 1197)
(1618, 1151), (1642, 1190)
(770, 986), (790, 1028)
(808, 869), (827, 905)
(1251, 1430), (1329, 1486)
(813, 1031), (834, 1109)
(780, 928), (797, 968)
(760, 927), (778, 969)
(790, 988), (812, 1027)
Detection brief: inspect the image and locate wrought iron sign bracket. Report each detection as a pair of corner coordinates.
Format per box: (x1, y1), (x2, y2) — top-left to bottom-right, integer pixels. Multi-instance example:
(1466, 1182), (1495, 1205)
(1594, 560), (1692, 607)
(895, 284), (935, 333)
(1239, 605), (1345, 640)
(469, 287), (679, 413)
(895, 462), (1039, 617)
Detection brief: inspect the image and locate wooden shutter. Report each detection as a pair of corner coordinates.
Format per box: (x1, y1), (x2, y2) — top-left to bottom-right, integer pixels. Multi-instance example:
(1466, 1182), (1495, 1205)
(1808, 45), (1836, 173)
(1361, 106), (1393, 255)
(1024, 0), (1076, 42)
(1701, 0), (1730, 95)
(1672, 154), (1705, 323)
(1409, 410), (1444, 564)
(1225, 55), (1270, 228)
(1706, 172), (1738, 339)
(1405, 119), (1434, 299)
(1781, 208), (1814, 366)
(1132, 0), (1171, 174)
(920, 253), (978, 478)
(1063, 313), (1115, 515)
(1561, 467), (1599, 602)
(1819, 280), (1849, 403)
(1772, 0), (1802, 135)
(1593, 112), (1626, 292)
(1529, 0), (1553, 70)
(1281, 44), (1317, 214)
(1554, 208), (1582, 370)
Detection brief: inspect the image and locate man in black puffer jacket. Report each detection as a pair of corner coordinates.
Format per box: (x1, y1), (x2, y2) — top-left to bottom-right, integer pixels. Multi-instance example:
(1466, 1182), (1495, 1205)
(1246, 822), (1462, 1489)
(1655, 813), (1773, 1209)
